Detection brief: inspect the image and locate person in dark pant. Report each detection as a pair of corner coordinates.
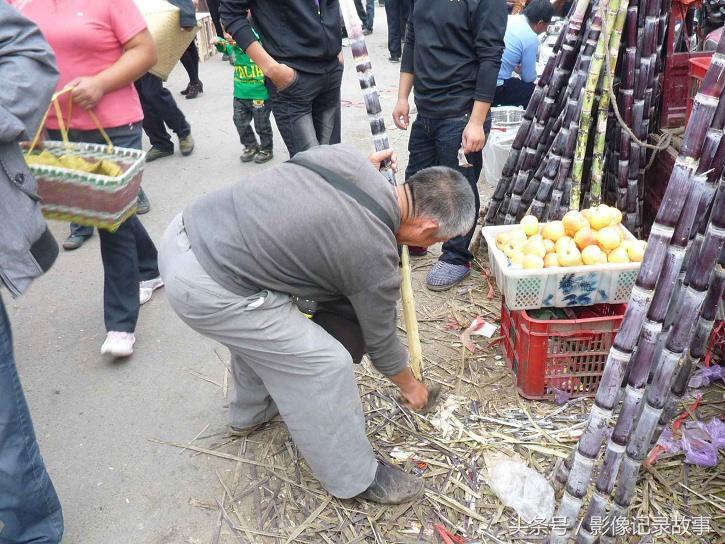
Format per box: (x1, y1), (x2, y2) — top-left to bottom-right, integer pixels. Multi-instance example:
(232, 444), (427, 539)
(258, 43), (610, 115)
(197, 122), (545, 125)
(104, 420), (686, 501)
(221, 0), (344, 157)
(493, 0), (552, 109)
(171, 0), (204, 98)
(19, 0), (165, 356)
(180, 42), (204, 98)
(47, 124), (163, 356)
(134, 73), (195, 162)
(354, 0), (375, 34)
(385, 0), (409, 62)
(0, 5), (64, 542)
(393, 0), (506, 290)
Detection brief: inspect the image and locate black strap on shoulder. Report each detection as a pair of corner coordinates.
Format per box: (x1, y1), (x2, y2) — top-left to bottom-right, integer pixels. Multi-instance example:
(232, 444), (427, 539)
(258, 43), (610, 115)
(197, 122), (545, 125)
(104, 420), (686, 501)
(288, 156), (396, 234)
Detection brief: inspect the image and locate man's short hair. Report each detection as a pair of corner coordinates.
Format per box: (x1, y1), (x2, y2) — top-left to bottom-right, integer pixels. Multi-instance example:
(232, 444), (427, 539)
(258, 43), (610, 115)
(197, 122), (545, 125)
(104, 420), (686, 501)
(523, 0), (554, 24)
(406, 166), (476, 240)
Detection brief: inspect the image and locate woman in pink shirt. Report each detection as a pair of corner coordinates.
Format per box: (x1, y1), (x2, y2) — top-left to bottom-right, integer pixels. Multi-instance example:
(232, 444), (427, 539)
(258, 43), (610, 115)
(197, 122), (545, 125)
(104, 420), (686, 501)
(16, 0), (163, 357)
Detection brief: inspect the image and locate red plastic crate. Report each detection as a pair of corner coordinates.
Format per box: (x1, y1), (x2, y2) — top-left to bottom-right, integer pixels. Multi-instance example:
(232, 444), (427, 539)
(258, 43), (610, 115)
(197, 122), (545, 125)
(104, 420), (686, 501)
(687, 55), (714, 122)
(500, 299), (626, 400)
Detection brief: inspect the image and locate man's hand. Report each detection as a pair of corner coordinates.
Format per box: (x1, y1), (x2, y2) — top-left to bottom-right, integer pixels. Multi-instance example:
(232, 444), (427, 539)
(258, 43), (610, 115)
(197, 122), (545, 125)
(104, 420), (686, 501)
(392, 98), (410, 130)
(462, 120), (486, 153)
(267, 63), (297, 91)
(389, 367), (429, 410)
(68, 76), (105, 110)
(368, 148), (399, 173)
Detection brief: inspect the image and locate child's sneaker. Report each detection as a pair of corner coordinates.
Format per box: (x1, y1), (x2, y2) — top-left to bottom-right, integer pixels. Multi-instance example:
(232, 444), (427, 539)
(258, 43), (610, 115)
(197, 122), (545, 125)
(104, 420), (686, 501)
(254, 149), (273, 163)
(240, 146), (259, 163)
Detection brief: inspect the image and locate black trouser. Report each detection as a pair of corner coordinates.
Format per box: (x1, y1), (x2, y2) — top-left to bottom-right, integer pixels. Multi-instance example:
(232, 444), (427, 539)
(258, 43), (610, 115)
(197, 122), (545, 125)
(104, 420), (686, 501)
(206, 0), (224, 38)
(266, 64), (343, 157)
(134, 73), (191, 152)
(492, 78), (536, 109)
(312, 299), (365, 365)
(180, 41), (200, 84)
(48, 123), (159, 332)
(385, 0), (410, 58)
(233, 98), (274, 151)
(354, 0), (375, 30)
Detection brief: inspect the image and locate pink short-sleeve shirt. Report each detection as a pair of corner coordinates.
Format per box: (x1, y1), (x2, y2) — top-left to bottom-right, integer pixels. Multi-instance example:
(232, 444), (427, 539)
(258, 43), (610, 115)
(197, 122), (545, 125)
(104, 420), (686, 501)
(15, 0), (147, 131)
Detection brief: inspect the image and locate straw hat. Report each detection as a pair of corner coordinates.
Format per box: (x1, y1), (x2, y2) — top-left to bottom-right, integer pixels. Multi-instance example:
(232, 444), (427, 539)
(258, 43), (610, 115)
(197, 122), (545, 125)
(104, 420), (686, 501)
(136, 0), (200, 81)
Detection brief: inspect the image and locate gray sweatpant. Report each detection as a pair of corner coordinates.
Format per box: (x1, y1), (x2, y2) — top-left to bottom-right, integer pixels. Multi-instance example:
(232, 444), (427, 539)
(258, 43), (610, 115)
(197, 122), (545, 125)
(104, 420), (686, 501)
(158, 214), (378, 498)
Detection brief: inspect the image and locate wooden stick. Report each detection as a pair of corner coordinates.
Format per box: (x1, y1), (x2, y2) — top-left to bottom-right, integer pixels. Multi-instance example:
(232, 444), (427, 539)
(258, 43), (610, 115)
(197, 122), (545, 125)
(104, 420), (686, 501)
(339, 0), (424, 380)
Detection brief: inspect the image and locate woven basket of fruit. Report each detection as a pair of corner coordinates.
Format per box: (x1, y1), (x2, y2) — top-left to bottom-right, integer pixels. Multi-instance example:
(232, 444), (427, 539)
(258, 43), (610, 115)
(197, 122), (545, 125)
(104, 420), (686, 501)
(482, 205), (647, 310)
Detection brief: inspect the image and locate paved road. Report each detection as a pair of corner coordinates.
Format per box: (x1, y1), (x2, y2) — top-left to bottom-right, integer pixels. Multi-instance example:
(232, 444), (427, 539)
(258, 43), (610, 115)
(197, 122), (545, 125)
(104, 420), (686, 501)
(9, 10), (415, 544)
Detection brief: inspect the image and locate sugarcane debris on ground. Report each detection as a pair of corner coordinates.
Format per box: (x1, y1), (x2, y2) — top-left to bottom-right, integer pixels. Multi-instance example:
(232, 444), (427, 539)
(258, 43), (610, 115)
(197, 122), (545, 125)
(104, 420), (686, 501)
(155, 253), (723, 543)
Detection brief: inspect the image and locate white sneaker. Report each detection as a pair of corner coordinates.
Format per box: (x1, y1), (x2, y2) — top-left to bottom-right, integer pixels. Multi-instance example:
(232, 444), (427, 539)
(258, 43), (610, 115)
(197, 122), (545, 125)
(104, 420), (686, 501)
(342, 37), (350, 47)
(100, 331), (135, 357)
(139, 276), (164, 305)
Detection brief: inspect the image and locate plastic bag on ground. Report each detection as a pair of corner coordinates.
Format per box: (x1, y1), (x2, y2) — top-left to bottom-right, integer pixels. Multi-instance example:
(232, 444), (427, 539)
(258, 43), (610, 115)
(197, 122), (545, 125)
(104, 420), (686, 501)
(485, 453), (555, 522)
(688, 365), (724, 388)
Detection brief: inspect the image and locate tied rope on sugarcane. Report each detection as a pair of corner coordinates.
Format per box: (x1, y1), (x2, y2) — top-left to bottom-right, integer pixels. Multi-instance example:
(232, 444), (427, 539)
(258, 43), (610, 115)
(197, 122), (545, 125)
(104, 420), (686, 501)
(338, 0), (424, 381)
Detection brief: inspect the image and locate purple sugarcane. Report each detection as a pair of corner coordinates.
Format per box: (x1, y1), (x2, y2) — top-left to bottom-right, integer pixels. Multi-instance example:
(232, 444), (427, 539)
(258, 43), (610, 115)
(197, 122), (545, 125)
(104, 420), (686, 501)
(339, 0), (424, 379)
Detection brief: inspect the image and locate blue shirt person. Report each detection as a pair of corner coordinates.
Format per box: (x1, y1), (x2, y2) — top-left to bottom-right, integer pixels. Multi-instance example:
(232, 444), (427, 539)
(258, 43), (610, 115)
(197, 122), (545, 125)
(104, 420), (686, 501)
(493, 0), (553, 108)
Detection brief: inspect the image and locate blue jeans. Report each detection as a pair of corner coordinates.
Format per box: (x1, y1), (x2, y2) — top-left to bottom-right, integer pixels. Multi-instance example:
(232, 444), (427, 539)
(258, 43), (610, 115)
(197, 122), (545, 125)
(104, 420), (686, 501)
(0, 296), (63, 543)
(48, 123), (160, 332)
(405, 113), (487, 265)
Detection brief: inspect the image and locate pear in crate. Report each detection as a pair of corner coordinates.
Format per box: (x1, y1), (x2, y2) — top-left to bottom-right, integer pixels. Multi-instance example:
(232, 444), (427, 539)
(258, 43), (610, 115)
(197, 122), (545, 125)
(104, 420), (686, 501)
(520, 215), (539, 236)
(582, 244), (607, 265)
(607, 246), (630, 263)
(541, 220), (566, 242)
(557, 242), (582, 267)
(596, 226), (623, 252)
(523, 254), (545, 269)
(544, 252), (560, 268)
(573, 226), (597, 250)
(562, 210), (589, 237)
(587, 204), (613, 230)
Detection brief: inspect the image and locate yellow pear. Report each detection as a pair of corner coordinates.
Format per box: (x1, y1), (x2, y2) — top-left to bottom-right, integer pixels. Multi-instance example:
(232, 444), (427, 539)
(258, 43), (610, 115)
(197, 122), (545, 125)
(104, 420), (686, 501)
(544, 252), (560, 268)
(541, 220), (566, 242)
(510, 252), (525, 267)
(627, 240), (646, 262)
(543, 239), (555, 253)
(588, 205), (612, 230)
(562, 210), (589, 237)
(596, 226), (623, 252)
(557, 244), (583, 267)
(524, 238), (547, 258)
(581, 245), (605, 266)
(555, 235), (576, 254)
(523, 254), (545, 269)
(608, 246), (630, 263)
(520, 215), (540, 237)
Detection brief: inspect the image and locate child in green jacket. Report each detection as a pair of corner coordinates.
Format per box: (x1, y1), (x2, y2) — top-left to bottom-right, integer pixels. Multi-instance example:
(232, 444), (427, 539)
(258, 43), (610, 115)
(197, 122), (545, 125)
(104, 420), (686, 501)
(214, 33), (274, 163)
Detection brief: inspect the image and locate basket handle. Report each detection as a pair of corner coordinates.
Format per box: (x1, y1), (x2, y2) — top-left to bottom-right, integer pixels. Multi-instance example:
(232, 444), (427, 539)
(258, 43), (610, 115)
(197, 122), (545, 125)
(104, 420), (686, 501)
(26, 86), (114, 157)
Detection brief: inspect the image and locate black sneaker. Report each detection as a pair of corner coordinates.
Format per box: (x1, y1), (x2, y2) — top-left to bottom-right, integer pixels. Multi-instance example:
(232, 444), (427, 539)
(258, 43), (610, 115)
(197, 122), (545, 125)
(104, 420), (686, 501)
(240, 146), (259, 162)
(185, 81), (203, 99)
(254, 149), (273, 163)
(363, 28), (373, 36)
(356, 462), (424, 504)
(389, 55), (400, 63)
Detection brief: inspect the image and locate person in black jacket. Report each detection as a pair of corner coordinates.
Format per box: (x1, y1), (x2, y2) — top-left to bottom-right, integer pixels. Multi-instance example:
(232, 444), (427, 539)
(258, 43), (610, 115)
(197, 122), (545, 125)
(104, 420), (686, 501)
(220, 0), (344, 157)
(392, 0), (506, 291)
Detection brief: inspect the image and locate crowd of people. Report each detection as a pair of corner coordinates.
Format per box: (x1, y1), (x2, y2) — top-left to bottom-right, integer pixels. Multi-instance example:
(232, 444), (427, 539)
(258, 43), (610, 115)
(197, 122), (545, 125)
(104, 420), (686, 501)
(1, 0), (554, 541)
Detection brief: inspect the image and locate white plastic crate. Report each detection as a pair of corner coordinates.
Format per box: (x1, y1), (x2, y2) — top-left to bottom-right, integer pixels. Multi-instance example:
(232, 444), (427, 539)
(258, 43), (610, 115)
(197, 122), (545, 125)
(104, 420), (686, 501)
(481, 223), (641, 310)
(490, 106), (524, 129)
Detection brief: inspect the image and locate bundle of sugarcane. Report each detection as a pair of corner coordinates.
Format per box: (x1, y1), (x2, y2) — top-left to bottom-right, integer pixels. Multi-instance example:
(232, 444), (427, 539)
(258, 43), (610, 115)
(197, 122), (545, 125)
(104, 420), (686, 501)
(550, 34), (725, 542)
(485, 0), (673, 233)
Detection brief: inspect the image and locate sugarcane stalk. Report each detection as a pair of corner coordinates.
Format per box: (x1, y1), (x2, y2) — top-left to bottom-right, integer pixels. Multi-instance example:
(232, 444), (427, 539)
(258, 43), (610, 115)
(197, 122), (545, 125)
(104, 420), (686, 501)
(611, 173), (725, 514)
(571, 0), (617, 210)
(589, 0), (628, 205)
(552, 31), (725, 540)
(339, 1), (423, 379)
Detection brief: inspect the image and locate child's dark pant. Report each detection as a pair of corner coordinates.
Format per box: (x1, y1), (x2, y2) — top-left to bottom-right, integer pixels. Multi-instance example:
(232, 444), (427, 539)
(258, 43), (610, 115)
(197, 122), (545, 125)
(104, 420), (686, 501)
(233, 98), (274, 151)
